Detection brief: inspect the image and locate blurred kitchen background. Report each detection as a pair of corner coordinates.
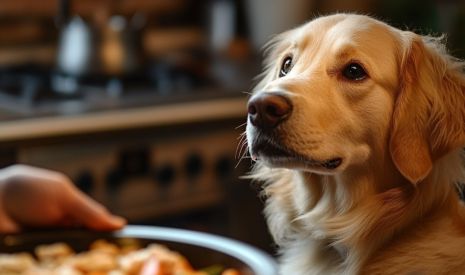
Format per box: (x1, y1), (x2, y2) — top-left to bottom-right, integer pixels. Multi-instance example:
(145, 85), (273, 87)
(0, 0), (463, 254)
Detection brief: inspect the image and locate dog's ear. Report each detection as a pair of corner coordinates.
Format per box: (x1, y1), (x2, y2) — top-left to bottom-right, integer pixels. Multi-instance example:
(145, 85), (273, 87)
(390, 32), (465, 184)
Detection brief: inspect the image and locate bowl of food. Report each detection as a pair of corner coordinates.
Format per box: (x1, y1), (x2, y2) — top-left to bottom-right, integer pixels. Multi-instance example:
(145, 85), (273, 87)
(0, 225), (278, 275)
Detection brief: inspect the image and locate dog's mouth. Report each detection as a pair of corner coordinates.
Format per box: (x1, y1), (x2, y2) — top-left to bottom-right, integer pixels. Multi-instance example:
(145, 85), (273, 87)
(250, 137), (342, 170)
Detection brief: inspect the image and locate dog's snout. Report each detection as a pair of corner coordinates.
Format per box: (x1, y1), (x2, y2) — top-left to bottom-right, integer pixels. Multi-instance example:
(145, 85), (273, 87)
(247, 93), (292, 130)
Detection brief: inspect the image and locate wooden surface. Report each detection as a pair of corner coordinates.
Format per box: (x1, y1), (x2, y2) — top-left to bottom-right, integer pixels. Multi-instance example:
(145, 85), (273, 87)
(0, 96), (248, 141)
(0, 0), (186, 17)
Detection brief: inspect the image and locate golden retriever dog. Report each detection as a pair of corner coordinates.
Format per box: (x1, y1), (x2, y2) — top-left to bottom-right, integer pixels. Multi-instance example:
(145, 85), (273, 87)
(245, 13), (465, 275)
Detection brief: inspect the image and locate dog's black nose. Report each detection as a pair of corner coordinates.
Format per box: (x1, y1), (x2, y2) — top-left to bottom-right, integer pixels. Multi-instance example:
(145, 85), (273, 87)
(247, 93), (292, 130)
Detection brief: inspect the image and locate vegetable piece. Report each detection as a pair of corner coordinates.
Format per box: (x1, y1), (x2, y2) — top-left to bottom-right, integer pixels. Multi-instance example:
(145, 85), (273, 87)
(54, 265), (84, 275)
(221, 269), (241, 275)
(198, 265), (226, 275)
(72, 250), (118, 272)
(0, 252), (36, 273)
(139, 257), (162, 275)
(90, 239), (120, 256)
(35, 243), (73, 261)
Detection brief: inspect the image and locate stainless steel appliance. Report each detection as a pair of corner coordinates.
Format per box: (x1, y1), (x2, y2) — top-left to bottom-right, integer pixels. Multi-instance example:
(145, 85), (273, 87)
(0, 57), (271, 252)
(0, 0), (271, 252)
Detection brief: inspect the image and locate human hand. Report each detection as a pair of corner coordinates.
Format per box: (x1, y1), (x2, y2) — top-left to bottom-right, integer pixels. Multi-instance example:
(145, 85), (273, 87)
(0, 165), (126, 233)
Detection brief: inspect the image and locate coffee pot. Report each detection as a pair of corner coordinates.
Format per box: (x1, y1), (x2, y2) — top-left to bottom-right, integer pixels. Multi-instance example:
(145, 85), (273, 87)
(55, 0), (145, 78)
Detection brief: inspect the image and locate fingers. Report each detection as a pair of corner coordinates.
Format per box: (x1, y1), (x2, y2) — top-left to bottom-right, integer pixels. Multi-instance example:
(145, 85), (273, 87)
(0, 164), (127, 232)
(1, 170), (66, 226)
(0, 174), (22, 233)
(63, 186), (126, 231)
(0, 165), (65, 183)
(0, 209), (21, 234)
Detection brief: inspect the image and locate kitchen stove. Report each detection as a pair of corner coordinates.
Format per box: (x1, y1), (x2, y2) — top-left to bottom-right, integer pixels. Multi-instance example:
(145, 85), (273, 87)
(0, 59), (252, 207)
(14, 119), (249, 221)
(0, 0), (273, 253)
(0, 57), (272, 251)
(0, 55), (257, 119)
(0, 58), (221, 117)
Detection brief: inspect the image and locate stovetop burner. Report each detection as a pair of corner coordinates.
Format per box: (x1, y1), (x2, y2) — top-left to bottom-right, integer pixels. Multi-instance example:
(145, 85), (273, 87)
(0, 66), (81, 105)
(0, 60), (214, 101)
(0, 60), (246, 122)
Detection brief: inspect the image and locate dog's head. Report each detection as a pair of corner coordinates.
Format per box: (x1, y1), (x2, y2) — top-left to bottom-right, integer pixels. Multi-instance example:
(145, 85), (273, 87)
(246, 14), (465, 183)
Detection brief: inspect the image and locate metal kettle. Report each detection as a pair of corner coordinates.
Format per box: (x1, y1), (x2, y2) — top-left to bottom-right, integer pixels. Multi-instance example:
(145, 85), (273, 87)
(56, 16), (96, 77)
(55, 0), (97, 77)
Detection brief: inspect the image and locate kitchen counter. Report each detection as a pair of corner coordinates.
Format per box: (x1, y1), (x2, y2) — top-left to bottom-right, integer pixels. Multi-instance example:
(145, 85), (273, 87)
(0, 56), (260, 142)
(0, 91), (248, 142)
(0, 96), (247, 142)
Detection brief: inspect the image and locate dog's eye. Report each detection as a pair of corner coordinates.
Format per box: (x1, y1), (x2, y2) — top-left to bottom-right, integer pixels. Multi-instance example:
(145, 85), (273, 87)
(279, 57), (292, 77)
(343, 64), (366, 80)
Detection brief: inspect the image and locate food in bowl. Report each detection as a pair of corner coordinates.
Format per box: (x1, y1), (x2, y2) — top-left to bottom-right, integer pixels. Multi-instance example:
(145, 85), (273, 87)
(0, 239), (241, 275)
(0, 226), (278, 275)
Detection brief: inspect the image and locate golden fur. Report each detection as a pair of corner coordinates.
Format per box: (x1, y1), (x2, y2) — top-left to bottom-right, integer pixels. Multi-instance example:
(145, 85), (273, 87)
(245, 14), (465, 274)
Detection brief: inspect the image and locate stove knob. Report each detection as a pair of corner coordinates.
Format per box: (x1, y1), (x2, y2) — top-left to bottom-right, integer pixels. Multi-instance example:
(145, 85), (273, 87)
(156, 164), (175, 187)
(106, 169), (123, 191)
(75, 170), (94, 194)
(185, 153), (203, 180)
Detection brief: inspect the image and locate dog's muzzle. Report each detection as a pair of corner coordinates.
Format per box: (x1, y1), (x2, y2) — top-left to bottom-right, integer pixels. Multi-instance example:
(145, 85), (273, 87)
(247, 92), (292, 132)
(247, 92), (342, 170)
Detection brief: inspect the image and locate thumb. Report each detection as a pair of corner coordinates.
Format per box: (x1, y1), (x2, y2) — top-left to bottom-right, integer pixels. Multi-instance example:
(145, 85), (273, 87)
(63, 188), (126, 231)
(0, 179), (21, 234)
(0, 204), (21, 233)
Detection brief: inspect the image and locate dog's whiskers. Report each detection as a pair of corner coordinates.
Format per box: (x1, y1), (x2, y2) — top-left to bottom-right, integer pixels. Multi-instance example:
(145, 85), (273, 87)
(237, 139), (249, 160)
(236, 135), (247, 153)
(236, 131), (247, 140)
(235, 134), (247, 159)
(235, 122), (248, 129)
(235, 147), (250, 169)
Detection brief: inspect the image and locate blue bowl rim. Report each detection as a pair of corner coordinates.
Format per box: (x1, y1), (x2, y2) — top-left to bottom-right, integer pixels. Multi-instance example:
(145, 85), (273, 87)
(116, 225), (278, 275)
